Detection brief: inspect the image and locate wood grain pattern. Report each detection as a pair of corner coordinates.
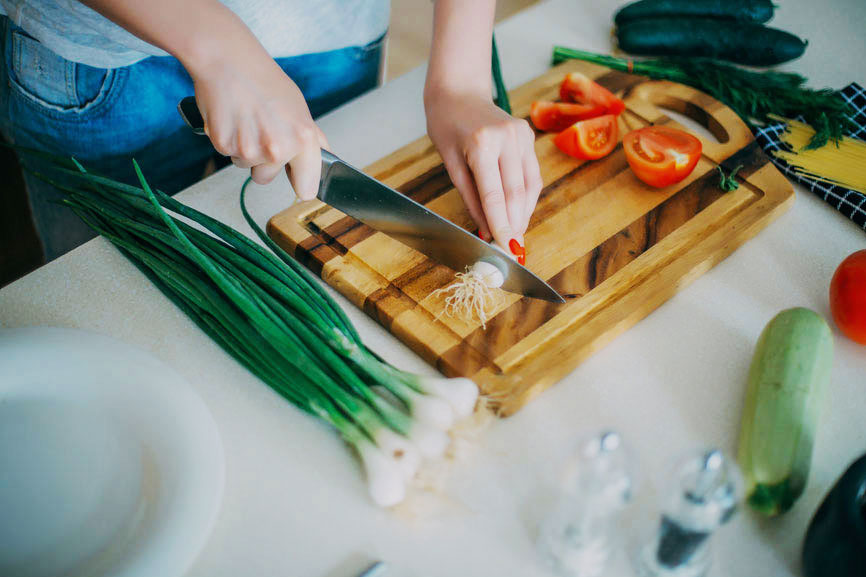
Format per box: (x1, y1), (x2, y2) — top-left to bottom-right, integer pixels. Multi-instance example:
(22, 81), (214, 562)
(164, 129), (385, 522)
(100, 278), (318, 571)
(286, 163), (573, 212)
(267, 60), (794, 416)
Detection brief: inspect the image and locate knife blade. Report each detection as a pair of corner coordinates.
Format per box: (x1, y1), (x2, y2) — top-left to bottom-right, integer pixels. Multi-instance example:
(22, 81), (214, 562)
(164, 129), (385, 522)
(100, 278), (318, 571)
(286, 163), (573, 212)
(178, 96), (564, 302)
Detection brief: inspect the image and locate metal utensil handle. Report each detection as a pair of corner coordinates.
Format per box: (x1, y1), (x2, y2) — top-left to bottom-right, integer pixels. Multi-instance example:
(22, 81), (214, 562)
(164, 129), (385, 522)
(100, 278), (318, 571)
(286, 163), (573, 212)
(178, 96), (206, 135)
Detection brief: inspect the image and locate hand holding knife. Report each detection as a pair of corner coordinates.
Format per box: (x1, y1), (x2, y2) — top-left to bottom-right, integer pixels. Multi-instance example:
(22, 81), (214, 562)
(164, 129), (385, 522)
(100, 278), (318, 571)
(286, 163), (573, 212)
(178, 97), (563, 303)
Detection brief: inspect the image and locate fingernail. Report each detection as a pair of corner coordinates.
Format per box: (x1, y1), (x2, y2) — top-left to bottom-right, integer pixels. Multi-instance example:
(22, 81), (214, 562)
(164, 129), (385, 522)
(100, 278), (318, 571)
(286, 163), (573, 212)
(518, 254), (526, 266)
(508, 238), (525, 258)
(478, 230), (491, 242)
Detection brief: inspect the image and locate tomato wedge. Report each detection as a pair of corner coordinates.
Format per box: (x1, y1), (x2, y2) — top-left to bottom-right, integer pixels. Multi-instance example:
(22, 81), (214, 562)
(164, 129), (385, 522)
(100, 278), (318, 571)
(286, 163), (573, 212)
(623, 125), (702, 188)
(554, 114), (618, 160)
(560, 72), (625, 116)
(530, 101), (606, 132)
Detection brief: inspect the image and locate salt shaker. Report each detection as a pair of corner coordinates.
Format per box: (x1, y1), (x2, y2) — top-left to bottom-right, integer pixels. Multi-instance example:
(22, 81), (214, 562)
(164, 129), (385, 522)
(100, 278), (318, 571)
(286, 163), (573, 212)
(537, 431), (633, 577)
(637, 449), (742, 577)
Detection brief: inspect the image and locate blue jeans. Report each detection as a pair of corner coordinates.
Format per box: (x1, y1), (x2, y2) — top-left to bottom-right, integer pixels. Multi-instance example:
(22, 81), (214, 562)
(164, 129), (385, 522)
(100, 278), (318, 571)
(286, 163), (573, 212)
(0, 16), (384, 260)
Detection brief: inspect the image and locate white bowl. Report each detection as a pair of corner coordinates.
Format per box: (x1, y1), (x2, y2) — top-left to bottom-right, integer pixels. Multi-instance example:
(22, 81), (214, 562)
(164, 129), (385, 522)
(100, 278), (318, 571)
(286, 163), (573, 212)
(0, 327), (224, 577)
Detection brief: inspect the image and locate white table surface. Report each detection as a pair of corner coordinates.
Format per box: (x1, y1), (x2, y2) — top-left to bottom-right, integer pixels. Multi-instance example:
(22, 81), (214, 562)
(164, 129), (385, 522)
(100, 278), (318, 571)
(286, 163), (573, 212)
(2, 1), (866, 575)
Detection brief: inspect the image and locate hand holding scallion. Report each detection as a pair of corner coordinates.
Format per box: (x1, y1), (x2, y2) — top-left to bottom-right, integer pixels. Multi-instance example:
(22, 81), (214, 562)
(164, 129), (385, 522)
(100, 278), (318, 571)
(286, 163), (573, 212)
(425, 0), (542, 259)
(425, 91), (541, 257)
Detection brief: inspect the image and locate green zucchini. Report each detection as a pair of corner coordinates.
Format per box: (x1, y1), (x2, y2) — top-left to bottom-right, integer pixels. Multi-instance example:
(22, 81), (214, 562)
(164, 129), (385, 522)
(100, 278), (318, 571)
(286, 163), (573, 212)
(616, 18), (808, 66)
(614, 0), (774, 26)
(738, 308), (833, 516)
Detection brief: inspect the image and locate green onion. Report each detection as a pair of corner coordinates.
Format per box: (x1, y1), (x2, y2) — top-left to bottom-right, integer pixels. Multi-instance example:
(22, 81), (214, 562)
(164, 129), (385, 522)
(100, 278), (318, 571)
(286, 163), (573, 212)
(27, 153), (480, 507)
(492, 34), (512, 114)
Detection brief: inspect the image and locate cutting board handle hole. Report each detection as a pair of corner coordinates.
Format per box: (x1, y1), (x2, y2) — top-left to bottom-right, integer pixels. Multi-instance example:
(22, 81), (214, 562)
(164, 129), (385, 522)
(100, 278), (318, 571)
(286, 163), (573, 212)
(653, 96), (729, 145)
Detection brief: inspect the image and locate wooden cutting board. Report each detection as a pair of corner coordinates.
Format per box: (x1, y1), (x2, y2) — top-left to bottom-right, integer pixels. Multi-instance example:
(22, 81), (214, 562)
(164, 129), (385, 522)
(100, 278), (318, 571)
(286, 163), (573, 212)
(268, 59), (794, 416)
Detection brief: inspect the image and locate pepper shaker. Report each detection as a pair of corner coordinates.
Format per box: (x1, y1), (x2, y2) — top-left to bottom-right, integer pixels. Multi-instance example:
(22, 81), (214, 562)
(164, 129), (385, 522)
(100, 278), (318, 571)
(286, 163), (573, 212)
(637, 449), (742, 577)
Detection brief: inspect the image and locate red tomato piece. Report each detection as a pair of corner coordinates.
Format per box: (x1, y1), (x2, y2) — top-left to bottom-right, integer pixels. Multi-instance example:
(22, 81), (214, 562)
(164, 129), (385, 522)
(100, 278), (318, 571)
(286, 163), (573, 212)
(830, 249), (866, 344)
(623, 125), (702, 188)
(554, 114), (619, 160)
(560, 72), (626, 116)
(530, 101), (606, 132)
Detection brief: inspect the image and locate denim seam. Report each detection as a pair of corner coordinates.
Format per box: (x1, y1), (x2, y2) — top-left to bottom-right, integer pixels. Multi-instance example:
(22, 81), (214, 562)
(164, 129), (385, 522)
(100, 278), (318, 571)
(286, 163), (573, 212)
(67, 60), (77, 106)
(13, 32), (21, 85)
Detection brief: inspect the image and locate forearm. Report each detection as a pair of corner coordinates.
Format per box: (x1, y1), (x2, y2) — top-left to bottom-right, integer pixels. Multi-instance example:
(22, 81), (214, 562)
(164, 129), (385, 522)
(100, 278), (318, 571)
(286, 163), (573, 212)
(424, 0), (496, 103)
(80, 0), (271, 76)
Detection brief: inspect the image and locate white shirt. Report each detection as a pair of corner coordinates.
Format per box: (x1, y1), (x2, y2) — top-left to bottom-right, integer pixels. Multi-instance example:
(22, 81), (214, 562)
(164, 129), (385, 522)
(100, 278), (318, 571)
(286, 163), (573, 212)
(0, 0), (390, 68)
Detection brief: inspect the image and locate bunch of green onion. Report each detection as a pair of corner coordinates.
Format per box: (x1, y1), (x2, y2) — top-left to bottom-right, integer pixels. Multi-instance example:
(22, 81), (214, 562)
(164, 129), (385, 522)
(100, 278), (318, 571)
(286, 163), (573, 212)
(33, 155), (479, 507)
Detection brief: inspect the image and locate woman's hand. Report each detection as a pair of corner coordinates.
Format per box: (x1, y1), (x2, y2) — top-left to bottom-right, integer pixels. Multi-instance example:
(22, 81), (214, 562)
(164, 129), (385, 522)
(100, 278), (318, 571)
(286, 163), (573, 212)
(81, 0), (327, 200)
(424, 0), (542, 258)
(425, 87), (542, 257)
(181, 20), (329, 199)
(189, 53), (328, 198)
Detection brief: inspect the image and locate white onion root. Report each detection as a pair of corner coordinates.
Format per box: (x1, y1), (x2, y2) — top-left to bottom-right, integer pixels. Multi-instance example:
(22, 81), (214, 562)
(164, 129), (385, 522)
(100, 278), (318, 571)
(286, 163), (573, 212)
(360, 377), (486, 507)
(433, 261), (504, 329)
(404, 387), (456, 430)
(373, 428), (421, 481)
(357, 440), (407, 507)
(417, 376), (479, 419)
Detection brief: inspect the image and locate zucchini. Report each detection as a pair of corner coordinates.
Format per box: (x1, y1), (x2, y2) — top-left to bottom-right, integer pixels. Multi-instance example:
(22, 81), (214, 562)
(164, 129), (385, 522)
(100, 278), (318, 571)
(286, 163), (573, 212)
(614, 0), (774, 26)
(737, 308), (833, 516)
(616, 18), (808, 66)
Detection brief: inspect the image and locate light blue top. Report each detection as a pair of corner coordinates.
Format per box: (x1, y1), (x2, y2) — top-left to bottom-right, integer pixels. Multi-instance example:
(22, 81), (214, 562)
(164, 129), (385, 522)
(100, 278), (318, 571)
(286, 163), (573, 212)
(0, 0), (390, 68)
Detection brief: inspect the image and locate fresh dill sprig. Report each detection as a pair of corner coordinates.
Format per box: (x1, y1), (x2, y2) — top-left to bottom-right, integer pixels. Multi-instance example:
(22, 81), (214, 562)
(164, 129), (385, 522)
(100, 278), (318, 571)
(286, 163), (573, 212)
(717, 165), (742, 192)
(552, 47), (852, 150)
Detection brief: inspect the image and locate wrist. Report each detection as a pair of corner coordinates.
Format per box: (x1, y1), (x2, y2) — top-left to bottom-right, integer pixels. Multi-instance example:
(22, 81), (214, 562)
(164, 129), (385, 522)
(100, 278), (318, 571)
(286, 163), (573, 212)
(424, 79), (490, 112)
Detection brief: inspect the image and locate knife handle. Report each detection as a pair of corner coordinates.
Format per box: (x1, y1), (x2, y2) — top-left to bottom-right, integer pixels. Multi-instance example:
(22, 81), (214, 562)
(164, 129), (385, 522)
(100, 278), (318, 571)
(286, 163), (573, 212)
(178, 96), (206, 135)
(177, 96), (336, 166)
(178, 96), (339, 198)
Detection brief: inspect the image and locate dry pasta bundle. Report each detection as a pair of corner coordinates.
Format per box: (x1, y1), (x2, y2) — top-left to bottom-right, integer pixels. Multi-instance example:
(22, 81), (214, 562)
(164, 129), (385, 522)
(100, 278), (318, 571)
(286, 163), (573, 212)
(770, 117), (866, 195)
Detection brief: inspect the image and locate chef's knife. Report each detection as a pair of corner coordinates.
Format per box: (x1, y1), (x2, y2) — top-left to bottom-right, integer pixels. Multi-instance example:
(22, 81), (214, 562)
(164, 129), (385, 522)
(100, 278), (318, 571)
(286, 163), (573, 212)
(178, 97), (563, 303)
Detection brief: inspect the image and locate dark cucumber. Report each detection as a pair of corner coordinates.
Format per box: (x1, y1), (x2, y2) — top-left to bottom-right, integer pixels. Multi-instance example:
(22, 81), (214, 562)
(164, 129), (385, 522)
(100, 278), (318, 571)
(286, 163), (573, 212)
(614, 0), (774, 26)
(617, 18), (808, 66)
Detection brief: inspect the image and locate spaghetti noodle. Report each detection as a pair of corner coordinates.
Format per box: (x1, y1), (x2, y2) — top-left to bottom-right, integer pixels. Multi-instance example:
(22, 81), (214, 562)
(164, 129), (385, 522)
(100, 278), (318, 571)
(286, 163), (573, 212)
(771, 117), (866, 195)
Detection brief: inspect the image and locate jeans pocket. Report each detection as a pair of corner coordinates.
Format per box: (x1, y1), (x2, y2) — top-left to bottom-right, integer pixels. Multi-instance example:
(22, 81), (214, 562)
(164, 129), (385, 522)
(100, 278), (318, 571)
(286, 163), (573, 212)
(8, 29), (121, 118)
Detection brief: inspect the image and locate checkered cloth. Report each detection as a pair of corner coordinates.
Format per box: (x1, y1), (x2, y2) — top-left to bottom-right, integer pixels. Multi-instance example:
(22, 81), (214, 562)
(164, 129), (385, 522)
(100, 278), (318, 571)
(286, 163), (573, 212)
(754, 83), (866, 232)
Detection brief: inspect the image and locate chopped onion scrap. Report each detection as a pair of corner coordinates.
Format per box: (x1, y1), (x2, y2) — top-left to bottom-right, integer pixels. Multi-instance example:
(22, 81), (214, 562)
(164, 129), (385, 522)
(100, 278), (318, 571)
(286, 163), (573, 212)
(433, 261), (505, 328)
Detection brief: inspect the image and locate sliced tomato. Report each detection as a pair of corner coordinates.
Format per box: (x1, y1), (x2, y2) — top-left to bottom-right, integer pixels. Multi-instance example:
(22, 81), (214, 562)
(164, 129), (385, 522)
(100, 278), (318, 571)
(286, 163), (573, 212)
(554, 114), (618, 160)
(560, 72), (625, 116)
(623, 125), (702, 188)
(530, 101), (606, 132)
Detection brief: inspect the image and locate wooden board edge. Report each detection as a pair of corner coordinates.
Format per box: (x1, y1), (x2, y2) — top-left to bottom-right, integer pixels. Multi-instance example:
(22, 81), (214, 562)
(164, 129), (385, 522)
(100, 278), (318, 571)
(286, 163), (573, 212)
(486, 180), (795, 416)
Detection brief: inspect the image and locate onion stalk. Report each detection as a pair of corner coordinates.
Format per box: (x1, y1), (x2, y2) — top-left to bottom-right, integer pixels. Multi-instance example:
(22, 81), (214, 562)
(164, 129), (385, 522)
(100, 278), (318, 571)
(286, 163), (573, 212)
(24, 152), (481, 508)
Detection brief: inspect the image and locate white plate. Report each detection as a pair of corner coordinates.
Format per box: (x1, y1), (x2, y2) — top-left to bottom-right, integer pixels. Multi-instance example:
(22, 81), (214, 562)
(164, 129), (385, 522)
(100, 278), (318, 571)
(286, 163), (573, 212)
(0, 327), (224, 577)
